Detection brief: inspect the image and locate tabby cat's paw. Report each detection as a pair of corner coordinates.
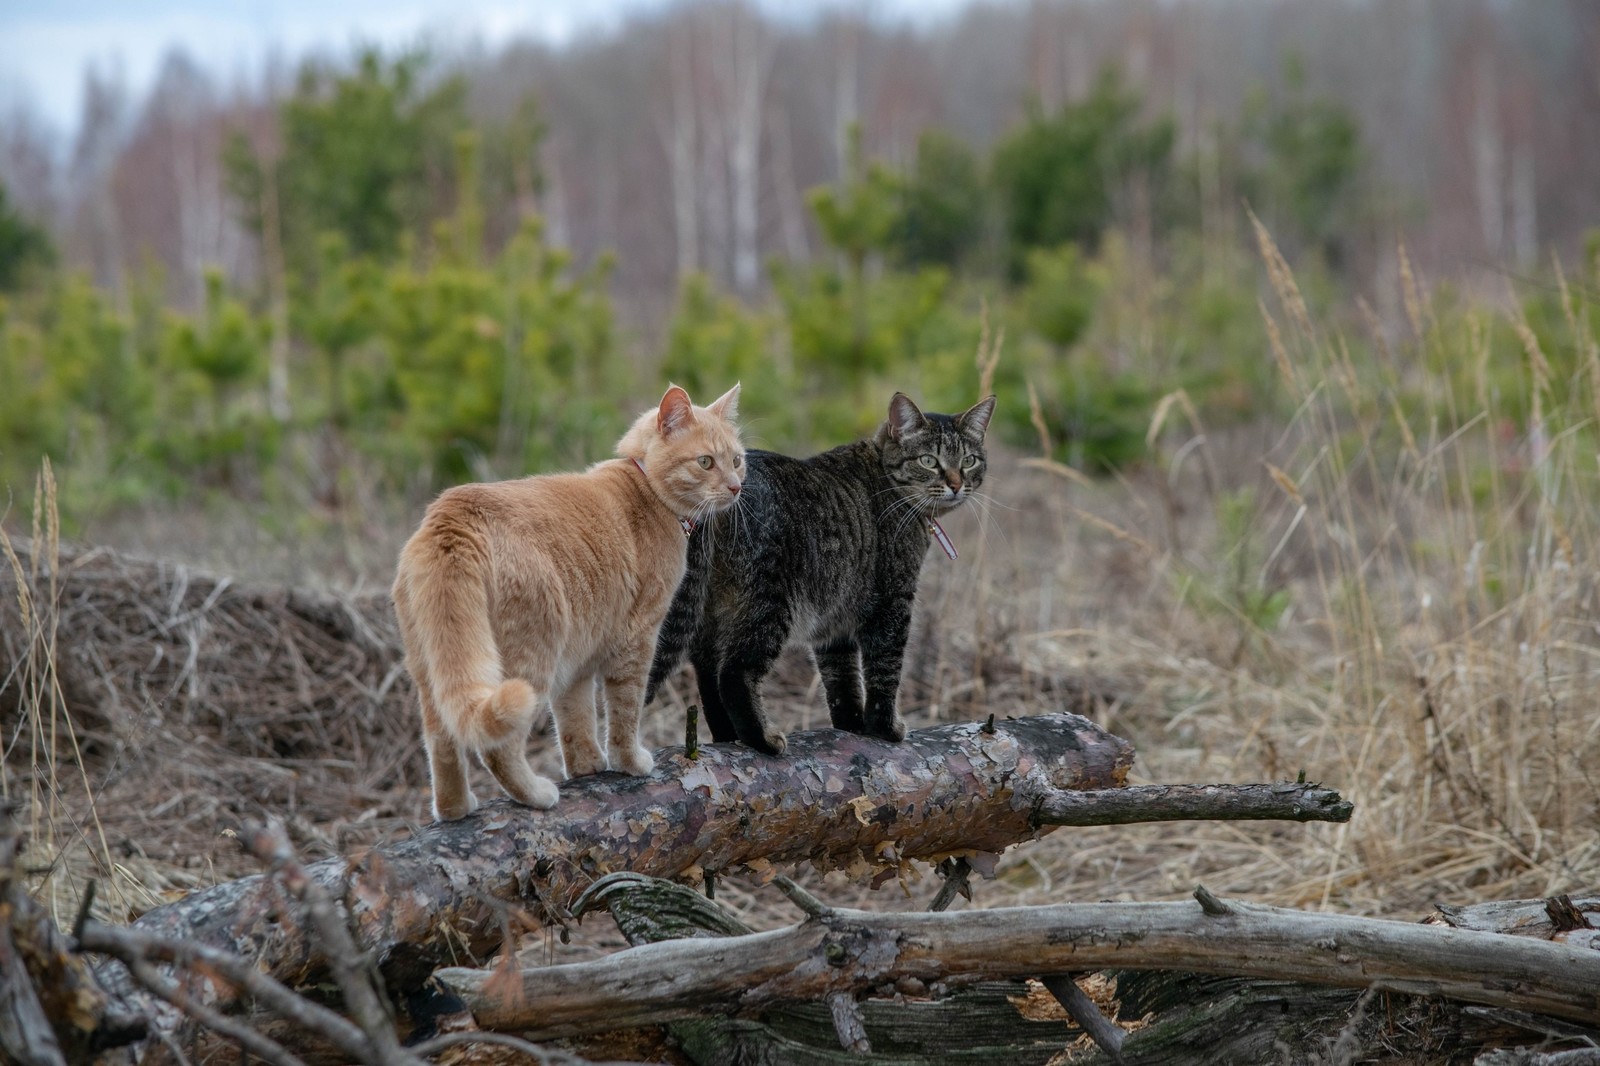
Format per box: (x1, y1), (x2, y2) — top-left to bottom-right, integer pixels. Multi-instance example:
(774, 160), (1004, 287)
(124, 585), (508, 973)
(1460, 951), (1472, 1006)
(752, 730), (788, 756)
(867, 716), (907, 743)
(829, 708), (866, 733)
(611, 744), (656, 776)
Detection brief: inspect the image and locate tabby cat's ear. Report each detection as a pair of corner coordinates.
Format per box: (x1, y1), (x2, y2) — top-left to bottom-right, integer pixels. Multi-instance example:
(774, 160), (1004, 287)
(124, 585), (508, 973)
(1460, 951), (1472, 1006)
(658, 384), (695, 436)
(959, 395), (997, 440)
(887, 392), (926, 440)
(708, 382), (741, 422)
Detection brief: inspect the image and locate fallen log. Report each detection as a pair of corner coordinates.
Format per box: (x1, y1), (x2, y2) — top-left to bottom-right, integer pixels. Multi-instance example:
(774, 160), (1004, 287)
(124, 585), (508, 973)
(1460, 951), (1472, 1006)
(437, 886), (1600, 1035)
(520, 878), (1598, 1066)
(95, 713), (1133, 1051)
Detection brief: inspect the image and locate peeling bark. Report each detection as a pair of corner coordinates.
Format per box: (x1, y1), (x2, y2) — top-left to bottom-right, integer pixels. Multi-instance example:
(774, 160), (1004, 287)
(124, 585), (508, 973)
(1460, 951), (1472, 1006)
(99, 713), (1131, 1050)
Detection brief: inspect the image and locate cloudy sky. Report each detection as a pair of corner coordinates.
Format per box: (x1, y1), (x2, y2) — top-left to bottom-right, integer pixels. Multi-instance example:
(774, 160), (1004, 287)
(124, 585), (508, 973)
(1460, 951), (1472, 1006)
(0, 0), (968, 138)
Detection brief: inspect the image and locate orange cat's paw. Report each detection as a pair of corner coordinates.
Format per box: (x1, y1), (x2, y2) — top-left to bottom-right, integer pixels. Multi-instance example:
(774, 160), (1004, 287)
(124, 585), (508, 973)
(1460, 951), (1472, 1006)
(520, 777), (559, 809)
(563, 751), (608, 778)
(434, 789), (479, 822)
(611, 744), (656, 776)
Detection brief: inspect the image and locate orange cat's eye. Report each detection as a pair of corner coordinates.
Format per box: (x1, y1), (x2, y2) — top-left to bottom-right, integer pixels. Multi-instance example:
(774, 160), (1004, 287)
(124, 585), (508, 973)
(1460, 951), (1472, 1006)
(697, 455), (714, 469)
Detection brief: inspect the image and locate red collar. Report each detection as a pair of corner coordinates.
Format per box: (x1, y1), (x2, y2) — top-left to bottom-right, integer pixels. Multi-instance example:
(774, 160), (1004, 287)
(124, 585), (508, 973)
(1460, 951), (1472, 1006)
(630, 457), (696, 536)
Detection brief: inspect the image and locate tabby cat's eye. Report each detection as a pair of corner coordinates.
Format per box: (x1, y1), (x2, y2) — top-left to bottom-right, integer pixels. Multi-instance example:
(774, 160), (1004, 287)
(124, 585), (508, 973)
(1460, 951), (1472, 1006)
(961, 455), (979, 470)
(918, 455), (939, 469)
(697, 455), (714, 469)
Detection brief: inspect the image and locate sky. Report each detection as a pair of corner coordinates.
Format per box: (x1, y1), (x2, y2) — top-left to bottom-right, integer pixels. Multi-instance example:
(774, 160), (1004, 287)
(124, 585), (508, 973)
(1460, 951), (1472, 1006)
(0, 0), (971, 140)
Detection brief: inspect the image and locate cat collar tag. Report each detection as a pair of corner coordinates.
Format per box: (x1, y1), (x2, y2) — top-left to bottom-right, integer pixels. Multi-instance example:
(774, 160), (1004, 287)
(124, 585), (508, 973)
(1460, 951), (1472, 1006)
(928, 518), (958, 560)
(630, 457), (696, 536)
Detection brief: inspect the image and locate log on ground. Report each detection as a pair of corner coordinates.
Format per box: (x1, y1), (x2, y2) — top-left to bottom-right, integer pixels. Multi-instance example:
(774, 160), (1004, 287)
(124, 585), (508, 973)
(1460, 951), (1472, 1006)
(97, 713), (1132, 1042)
(438, 891), (1600, 1035)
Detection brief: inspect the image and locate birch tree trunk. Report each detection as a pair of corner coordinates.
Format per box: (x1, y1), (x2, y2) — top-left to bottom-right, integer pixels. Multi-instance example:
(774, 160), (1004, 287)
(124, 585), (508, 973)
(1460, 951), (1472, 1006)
(665, 17), (700, 282)
(728, 7), (771, 294)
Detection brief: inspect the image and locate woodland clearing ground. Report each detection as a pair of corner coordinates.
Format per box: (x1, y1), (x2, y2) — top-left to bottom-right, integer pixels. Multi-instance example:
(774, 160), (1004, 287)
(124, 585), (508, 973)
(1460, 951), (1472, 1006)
(3, 242), (1599, 967)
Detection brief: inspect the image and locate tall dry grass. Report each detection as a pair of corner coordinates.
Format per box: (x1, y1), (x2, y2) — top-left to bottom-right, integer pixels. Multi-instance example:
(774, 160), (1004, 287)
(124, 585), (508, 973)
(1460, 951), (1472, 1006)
(936, 229), (1600, 917)
(1, 463), (166, 925)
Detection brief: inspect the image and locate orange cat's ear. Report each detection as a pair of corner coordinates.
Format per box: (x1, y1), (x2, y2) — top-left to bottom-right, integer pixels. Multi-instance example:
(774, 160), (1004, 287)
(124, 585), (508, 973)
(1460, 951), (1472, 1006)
(658, 384), (695, 436)
(708, 382), (740, 422)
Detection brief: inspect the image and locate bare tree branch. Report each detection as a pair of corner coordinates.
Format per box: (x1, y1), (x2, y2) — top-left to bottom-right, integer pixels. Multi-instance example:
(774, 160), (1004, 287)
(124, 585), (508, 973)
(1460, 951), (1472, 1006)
(239, 821), (409, 1063)
(120, 956), (310, 1066)
(78, 921), (378, 1062)
(1041, 974), (1125, 1063)
(1033, 782), (1353, 826)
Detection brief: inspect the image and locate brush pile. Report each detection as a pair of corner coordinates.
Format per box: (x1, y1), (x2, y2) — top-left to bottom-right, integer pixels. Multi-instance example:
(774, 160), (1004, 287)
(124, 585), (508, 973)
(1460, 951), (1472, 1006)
(1, 536), (424, 911)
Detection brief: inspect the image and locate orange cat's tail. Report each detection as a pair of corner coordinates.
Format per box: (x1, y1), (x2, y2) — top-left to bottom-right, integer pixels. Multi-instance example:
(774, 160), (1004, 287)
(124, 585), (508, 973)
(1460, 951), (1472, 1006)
(396, 522), (543, 752)
(451, 678), (541, 749)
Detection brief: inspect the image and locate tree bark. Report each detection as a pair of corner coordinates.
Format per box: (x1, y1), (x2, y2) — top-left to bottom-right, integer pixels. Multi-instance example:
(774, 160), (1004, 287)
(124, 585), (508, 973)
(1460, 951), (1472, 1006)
(97, 713), (1132, 1046)
(438, 891), (1600, 1036)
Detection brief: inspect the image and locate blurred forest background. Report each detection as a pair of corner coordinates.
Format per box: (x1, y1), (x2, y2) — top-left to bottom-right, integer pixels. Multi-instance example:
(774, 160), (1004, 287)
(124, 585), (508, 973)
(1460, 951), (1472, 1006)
(2, 0), (1598, 536)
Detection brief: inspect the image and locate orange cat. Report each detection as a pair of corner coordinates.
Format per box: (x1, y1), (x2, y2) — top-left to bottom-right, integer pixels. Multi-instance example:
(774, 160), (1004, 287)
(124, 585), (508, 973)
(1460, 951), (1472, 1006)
(393, 384), (745, 820)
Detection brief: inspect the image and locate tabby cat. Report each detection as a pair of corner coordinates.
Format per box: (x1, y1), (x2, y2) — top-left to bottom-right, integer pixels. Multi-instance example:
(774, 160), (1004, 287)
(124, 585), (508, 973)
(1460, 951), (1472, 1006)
(394, 384), (745, 821)
(647, 392), (995, 753)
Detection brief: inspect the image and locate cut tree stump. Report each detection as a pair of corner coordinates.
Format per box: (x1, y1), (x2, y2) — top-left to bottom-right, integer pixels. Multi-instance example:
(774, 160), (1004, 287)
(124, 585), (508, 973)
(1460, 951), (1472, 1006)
(95, 712), (1133, 1055)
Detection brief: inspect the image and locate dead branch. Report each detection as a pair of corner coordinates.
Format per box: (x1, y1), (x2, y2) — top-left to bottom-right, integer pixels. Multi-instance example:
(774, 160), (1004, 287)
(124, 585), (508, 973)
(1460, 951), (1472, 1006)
(438, 887), (1600, 1037)
(928, 857), (973, 912)
(238, 821), (410, 1063)
(0, 915), (67, 1066)
(1033, 782), (1352, 826)
(0, 802), (144, 1061)
(1431, 895), (1600, 941)
(77, 920), (379, 1061)
(826, 992), (871, 1054)
(117, 953), (310, 1066)
(1041, 975), (1125, 1062)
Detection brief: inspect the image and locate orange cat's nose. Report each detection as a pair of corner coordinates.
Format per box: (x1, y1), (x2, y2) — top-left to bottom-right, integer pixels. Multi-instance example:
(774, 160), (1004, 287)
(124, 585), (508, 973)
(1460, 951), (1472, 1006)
(727, 483), (741, 496)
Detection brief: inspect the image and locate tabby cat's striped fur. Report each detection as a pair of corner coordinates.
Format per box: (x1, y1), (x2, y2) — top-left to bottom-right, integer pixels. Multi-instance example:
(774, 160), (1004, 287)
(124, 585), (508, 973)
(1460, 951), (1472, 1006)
(647, 392), (995, 753)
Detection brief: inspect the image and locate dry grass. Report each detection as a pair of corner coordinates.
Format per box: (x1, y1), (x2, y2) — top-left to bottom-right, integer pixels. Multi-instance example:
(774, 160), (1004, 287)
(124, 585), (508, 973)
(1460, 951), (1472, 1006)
(3, 242), (1599, 966)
